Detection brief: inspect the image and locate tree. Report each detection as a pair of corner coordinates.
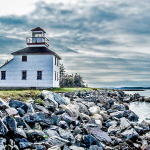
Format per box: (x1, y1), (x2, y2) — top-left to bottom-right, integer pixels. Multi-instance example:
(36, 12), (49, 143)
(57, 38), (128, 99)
(59, 64), (85, 87)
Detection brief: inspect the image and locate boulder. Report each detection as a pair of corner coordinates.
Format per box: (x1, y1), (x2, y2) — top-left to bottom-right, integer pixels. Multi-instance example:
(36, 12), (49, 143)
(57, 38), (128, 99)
(90, 114), (103, 122)
(79, 113), (91, 122)
(67, 103), (80, 117)
(41, 90), (67, 106)
(5, 107), (18, 116)
(3, 116), (17, 134)
(0, 119), (8, 136)
(110, 111), (124, 119)
(69, 145), (85, 150)
(9, 100), (28, 113)
(58, 128), (75, 144)
(90, 127), (112, 143)
(26, 102), (35, 113)
(89, 106), (100, 116)
(121, 128), (139, 141)
(120, 117), (131, 129)
(127, 111), (139, 122)
(16, 108), (25, 117)
(25, 129), (46, 142)
(61, 113), (76, 126)
(0, 98), (9, 109)
(44, 129), (60, 137)
(77, 102), (89, 115)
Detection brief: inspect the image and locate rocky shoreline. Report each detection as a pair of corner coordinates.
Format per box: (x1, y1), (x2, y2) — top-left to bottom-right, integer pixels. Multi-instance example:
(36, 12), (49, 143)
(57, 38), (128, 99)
(0, 90), (149, 150)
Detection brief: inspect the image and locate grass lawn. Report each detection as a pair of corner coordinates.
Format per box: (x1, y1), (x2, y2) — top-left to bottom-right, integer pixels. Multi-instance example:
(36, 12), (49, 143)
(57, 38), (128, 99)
(0, 87), (102, 101)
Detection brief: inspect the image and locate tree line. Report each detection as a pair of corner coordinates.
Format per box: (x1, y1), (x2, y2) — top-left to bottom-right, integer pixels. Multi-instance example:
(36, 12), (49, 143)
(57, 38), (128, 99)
(59, 64), (86, 88)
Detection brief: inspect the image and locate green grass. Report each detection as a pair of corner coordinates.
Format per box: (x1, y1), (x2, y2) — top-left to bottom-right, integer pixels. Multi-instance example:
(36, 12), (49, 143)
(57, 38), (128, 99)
(0, 87), (102, 101)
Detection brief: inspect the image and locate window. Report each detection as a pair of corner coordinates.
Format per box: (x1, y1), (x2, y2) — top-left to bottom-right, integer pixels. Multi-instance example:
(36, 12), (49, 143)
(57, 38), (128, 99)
(57, 72), (59, 81)
(55, 71), (56, 81)
(1, 71), (6, 80)
(37, 71), (42, 80)
(22, 56), (27, 62)
(57, 59), (59, 66)
(55, 57), (57, 65)
(22, 71), (27, 80)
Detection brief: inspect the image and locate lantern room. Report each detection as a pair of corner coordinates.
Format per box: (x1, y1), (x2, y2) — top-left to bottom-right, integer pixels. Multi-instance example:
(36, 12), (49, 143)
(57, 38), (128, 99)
(26, 27), (49, 47)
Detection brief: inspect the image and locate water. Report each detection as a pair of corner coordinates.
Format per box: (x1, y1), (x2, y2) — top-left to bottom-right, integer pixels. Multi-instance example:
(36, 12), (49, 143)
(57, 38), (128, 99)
(124, 89), (150, 123)
(129, 101), (150, 123)
(124, 89), (150, 98)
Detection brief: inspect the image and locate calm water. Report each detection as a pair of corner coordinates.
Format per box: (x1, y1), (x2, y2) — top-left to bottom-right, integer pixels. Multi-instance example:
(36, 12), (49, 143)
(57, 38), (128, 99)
(125, 90), (150, 123)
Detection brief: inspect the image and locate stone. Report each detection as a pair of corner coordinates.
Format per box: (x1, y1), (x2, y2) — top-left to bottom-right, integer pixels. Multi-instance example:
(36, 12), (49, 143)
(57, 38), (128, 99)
(121, 128), (139, 140)
(62, 113), (76, 126)
(58, 128), (75, 144)
(83, 134), (102, 148)
(0, 98), (9, 109)
(79, 113), (91, 122)
(0, 119), (8, 136)
(127, 111), (139, 122)
(67, 103), (80, 117)
(90, 127), (112, 143)
(89, 145), (103, 150)
(89, 106), (100, 116)
(59, 121), (69, 129)
(3, 116), (17, 133)
(25, 129), (46, 142)
(90, 114), (103, 122)
(16, 128), (27, 138)
(16, 108), (25, 117)
(44, 129), (60, 137)
(9, 100), (28, 113)
(26, 102), (35, 113)
(41, 90), (67, 106)
(51, 113), (59, 125)
(34, 104), (49, 114)
(69, 145), (85, 150)
(77, 102), (89, 115)
(5, 107), (18, 116)
(120, 117), (131, 129)
(110, 111), (124, 119)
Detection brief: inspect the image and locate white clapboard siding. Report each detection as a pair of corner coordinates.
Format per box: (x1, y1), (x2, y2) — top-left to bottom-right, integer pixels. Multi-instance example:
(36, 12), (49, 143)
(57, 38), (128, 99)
(0, 54), (60, 88)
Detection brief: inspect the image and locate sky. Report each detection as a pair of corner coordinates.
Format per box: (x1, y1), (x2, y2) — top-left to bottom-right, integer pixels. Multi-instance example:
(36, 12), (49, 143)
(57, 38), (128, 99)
(0, 0), (150, 88)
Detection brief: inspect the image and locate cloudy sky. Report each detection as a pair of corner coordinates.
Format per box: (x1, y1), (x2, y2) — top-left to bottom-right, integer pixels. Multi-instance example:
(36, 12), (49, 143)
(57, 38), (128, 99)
(0, 0), (150, 88)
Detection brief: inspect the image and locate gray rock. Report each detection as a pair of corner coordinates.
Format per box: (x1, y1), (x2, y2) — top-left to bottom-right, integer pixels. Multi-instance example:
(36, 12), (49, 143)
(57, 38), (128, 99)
(89, 106), (100, 116)
(58, 128), (75, 144)
(77, 102), (89, 115)
(120, 117), (131, 129)
(0, 98), (9, 109)
(5, 107), (18, 116)
(9, 100), (28, 113)
(90, 127), (112, 143)
(3, 116), (17, 133)
(16, 108), (25, 117)
(25, 129), (46, 142)
(16, 128), (27, 138)
(121, 128), (139, 140)
(62, 113), (76, 126)
(34, 104), (49, 114)
(0, 119), (8, 136)
(41, 90), (67, 106)
(26, 102), (35, 113)
(89, 145), (103, 150)
(44, 129), (60, 137)
(127, 111), (139, 122)
(69, 145), (85, 150)
(110, 111), (124, 119)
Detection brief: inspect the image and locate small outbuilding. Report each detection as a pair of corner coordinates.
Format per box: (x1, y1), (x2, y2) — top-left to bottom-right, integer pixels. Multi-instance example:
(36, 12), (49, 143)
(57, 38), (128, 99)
(0, 27), (61, 89)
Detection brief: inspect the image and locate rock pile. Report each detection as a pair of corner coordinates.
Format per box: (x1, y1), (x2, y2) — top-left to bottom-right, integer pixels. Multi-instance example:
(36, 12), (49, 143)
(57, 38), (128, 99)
(0, 90), (149, 150)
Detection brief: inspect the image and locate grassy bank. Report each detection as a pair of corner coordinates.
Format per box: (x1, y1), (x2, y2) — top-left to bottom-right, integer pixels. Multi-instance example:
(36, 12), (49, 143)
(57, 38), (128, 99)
(0, 87), (101, 101)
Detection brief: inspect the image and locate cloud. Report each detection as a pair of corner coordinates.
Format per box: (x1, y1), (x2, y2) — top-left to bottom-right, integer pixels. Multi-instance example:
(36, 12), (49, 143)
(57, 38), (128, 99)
(0, 0), (150, 87)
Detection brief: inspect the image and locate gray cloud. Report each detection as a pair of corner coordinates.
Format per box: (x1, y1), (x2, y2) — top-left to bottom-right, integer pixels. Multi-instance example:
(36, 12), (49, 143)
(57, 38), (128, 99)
(0, 0), (150, 87)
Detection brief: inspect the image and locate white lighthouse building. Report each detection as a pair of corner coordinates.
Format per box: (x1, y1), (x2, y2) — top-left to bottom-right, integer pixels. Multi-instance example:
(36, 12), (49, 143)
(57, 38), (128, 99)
(0, 27), (61, 89)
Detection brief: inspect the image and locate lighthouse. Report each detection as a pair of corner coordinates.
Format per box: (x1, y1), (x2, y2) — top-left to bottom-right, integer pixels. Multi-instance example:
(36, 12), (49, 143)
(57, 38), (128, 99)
(0, 27), (61, 89)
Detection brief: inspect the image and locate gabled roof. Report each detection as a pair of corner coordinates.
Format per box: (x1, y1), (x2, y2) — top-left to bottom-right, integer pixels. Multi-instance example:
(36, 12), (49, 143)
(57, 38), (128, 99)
(11, 47), (61, 59)
(0, 58), (14, 69)
(31, 27), (46, 33)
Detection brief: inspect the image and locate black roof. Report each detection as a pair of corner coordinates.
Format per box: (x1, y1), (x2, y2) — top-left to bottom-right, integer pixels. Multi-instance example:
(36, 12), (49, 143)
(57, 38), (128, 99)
(31, 27), (46, 33)
(11, 47), (61, 59)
